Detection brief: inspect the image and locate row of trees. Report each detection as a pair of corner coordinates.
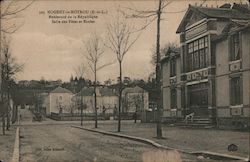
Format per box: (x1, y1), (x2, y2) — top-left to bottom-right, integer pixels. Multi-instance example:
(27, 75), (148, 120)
(79, 0), (186, 136)
(77, 0), (176, 135)
(0, 0), (33, 135)
(75, 8), (141, 131)
(0, 34), (23, 135)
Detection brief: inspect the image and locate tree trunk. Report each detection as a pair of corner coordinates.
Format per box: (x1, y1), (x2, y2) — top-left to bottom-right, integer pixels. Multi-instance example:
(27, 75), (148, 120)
(6, 91), (10, 130)
(80, 106), (83, 126)
(80, 88), (83, 126)
(118, 61), (122, 132)
(156, 0), (163, 138)
(6, 56), (10, 131)
(2, 114), (5, 135)
(94, 65), (98, 128)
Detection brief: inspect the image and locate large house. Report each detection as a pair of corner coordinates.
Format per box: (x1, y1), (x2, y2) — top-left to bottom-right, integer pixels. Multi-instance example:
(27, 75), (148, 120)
(122, 86), (149, 114)
(73, 87), (118, 114)
(161, 3), (250, 129)
(44, 87), (73, 115)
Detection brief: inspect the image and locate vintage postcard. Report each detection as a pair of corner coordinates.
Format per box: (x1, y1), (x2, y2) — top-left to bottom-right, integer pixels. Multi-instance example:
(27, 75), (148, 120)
(0, 0), (249, 161)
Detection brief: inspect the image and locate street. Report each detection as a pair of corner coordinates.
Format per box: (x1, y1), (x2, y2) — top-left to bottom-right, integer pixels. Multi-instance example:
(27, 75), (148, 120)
(18, 109), (202, 162)
(20, 125), (157, 162)
(19, 108), (157, 162)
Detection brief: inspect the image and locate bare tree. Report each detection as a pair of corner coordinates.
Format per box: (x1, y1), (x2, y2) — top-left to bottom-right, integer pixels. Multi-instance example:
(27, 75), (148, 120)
(0, 0), (32, 134)
(0, 34), (23, 134)
(151, 42), (178, 66)
(83, 33), (113, 128)
(121, 0), (186, 138)
(74, 64), (85, 126)
(105, 10), (140, 132)
(0, 0), (34, 34)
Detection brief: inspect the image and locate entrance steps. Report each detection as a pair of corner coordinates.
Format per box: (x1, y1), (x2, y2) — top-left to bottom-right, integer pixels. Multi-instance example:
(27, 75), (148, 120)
(174, 116), (215, 128)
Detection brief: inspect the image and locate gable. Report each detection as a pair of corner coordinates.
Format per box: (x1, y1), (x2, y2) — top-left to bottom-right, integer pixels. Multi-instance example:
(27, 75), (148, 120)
(50, 87), (72, 94)
(176, 6), (207, 33)
(185, 11), (205, 29)
(177, 4), (250, 34)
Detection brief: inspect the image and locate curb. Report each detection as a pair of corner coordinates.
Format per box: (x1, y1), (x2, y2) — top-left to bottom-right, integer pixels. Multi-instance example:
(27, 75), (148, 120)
(71, 125), (248, 162)
(11, 126), (19, 162)
(71, 125), (178, 150)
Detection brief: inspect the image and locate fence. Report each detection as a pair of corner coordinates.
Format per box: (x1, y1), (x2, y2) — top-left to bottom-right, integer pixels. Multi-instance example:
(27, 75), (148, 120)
(50, 112), (112, 121)
(50, 112), (142, 121)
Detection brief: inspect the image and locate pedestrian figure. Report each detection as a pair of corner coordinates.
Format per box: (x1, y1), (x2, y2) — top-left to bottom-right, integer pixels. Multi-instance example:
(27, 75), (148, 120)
(114, 105), (117, 116)
(102, 106), (106, 115)
(133, 111), (137, 123)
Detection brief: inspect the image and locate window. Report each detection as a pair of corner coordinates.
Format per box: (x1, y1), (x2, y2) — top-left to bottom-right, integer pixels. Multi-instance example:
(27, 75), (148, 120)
(194, 51), (199, 69)
(188, 83), (208, 107)
(170, 59), (176, 77)
(187, 36), (208, 72)
(230, 77), (242, 106)
(230, 33), (241, 61)
(171, 88), (177, 109)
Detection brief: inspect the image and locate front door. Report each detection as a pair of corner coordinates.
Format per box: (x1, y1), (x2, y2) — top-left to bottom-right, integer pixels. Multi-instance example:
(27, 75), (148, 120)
(188, 83), (209, 117)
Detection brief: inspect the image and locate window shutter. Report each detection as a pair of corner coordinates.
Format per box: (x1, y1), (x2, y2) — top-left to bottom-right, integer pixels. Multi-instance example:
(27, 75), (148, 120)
(239, 32), (242, 60)
(228, 35), (232, 61)
(229, 77), (233, 105)
(240, 76), (243, 105)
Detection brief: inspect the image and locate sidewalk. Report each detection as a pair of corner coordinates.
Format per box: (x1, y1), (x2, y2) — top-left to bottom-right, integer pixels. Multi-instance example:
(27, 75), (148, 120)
(76, 120), (249, 159)
(0, 125), (17, 162)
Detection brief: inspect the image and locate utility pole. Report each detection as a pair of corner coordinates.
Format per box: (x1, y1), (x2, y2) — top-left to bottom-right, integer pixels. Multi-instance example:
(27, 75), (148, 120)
(156, 0), (163, 138)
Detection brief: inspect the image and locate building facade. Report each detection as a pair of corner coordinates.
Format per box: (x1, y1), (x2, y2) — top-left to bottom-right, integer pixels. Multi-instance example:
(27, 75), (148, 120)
(161, 3), (250, 129)
(73, 87), (118, 114)
(122, 86), (149, 113)
(45, 86), (73, 115)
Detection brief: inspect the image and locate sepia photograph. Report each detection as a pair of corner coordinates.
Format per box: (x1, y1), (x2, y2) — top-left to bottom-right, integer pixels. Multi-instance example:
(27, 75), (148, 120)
(0, 0), (249, 161)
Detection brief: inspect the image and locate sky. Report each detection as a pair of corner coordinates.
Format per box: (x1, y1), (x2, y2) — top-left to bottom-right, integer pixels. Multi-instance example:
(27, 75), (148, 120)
(5, 0), (243, 83)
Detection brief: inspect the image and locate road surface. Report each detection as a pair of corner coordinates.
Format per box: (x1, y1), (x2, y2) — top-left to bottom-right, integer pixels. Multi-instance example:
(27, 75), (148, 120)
(18, 109), (202, 162)
(20, 124), (160, 162)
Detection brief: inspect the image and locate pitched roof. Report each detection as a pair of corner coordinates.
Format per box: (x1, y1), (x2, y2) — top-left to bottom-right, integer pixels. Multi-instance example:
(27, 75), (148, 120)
(194, 6), (250, 20)
(50, 87), (72, 94)
(122, 86), (147, 94)
(78, 87), (117, 96)
(100, 87), (117, 96)
(212, 20), (250, 42)
(176, 3), (250, 33)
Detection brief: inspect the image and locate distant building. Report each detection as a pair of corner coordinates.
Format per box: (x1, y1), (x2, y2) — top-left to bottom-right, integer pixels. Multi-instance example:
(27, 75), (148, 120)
(122, 86), (149, 113)
(49, 80), (62, 86)
(18, 80), (30, 87)
(161, 3), (250, 129)
(73, 87), (118, 114)
(44, 87), (73, 115)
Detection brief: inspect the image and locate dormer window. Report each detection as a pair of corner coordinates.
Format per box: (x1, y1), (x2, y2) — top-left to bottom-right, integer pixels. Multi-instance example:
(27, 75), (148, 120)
(230, 33), (241, 61)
